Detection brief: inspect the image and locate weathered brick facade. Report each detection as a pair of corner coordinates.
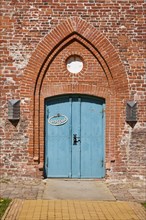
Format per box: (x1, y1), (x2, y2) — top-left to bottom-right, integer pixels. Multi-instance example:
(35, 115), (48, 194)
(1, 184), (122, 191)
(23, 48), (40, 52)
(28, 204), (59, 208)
(0, 0), (146, 180)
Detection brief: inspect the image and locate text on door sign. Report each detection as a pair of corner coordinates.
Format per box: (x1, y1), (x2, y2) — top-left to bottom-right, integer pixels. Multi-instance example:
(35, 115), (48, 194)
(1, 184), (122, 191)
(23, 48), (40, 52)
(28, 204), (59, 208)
(48, 114), (68, 126)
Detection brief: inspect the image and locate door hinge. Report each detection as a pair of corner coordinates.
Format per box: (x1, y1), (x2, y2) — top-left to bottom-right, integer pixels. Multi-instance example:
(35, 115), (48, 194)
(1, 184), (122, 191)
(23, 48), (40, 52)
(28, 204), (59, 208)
(102, 109), (105, 118)
(46, 158), (49, 167)
(47, 108), (49, 118)
(101, 159), (104, 167)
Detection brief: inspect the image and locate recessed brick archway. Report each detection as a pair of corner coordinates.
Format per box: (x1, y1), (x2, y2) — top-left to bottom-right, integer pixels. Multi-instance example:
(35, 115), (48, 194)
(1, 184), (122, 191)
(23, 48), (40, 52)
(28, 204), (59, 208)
(21, 17), (129, 176)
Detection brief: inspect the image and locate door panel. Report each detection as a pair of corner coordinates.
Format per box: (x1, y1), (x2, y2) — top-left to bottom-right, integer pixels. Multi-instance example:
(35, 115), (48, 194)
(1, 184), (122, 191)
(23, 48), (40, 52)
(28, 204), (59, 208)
(45, 97), (72, 177)
(71, 97), (81, 178)
(45, 95), (105, 178)
(81, 98), (105, 178)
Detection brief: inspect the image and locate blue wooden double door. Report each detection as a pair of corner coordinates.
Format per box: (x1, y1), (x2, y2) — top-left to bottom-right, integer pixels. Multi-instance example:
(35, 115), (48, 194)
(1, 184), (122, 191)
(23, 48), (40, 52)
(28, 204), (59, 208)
(45, 95), (105, 178)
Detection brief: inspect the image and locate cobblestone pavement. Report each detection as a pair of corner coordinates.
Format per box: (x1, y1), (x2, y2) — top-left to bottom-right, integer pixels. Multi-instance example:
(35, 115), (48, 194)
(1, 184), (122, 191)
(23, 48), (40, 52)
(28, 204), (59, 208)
(106, 179), (146, 203)
(3, 199), (146, 220)
(0, 177), (145, 202)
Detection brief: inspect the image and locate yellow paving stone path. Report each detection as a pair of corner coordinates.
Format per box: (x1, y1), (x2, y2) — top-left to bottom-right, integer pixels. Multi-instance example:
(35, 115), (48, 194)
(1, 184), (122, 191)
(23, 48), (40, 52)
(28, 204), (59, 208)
(3, 200), (146, 220)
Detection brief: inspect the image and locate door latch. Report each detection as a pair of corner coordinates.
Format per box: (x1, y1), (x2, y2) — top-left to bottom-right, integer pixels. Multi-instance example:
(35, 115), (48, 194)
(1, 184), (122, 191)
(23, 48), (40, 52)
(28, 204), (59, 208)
(73, 134), (80, 145)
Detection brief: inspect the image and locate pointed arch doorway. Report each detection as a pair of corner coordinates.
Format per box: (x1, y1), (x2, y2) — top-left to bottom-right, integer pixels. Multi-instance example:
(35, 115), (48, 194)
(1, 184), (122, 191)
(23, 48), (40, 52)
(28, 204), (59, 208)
(22, 17), (129, 178)
(45, 94), (105, 178)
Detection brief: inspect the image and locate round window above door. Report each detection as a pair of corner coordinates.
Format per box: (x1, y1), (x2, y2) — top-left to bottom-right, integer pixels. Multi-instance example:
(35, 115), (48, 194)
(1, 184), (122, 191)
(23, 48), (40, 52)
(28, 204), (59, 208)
(66, 55), (83, 74)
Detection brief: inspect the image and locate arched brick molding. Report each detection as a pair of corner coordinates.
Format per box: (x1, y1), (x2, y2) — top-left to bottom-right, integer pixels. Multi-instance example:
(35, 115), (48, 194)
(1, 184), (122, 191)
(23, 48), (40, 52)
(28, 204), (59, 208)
(21, 17), (129, 176)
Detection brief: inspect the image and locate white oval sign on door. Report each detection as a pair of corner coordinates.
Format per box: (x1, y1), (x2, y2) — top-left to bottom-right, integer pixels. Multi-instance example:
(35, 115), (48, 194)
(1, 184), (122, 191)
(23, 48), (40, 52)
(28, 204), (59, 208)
(48, 114), (68, 126)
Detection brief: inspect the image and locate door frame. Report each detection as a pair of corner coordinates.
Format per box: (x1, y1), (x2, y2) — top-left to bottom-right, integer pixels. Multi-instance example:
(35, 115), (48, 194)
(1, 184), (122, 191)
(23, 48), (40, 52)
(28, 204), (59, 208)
(44, 94), (106, 178)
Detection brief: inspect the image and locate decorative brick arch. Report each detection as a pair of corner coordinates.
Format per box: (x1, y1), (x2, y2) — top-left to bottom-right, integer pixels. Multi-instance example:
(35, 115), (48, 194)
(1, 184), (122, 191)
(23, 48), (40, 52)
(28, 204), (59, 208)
(22, 17), (128, 91)
(21, 17), (129, 175)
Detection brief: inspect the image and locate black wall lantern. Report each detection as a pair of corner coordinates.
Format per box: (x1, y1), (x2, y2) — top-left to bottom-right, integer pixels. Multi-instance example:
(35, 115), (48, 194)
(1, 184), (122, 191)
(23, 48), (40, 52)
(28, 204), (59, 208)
(126, 101), (137, 127)
(8, 99), (20, 120)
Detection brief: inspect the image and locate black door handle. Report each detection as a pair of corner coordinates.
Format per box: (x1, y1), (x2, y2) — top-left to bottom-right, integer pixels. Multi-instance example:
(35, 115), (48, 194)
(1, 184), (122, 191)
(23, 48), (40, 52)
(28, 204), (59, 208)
(73, 134), (80, 145)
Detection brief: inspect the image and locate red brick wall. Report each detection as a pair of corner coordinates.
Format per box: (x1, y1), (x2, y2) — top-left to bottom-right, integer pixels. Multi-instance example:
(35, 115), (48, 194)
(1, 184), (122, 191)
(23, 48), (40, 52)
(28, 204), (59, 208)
(0, 0), (145, 180)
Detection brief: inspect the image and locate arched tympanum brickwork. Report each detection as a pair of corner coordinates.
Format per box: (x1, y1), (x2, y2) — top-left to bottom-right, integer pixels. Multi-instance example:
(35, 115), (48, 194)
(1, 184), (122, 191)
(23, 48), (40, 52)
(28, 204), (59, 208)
(21, 17), (129, 176)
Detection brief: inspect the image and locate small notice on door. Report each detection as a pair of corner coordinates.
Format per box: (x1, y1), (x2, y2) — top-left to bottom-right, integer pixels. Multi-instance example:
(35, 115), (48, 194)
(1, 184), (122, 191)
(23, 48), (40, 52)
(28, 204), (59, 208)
(48, 114), (68, 126)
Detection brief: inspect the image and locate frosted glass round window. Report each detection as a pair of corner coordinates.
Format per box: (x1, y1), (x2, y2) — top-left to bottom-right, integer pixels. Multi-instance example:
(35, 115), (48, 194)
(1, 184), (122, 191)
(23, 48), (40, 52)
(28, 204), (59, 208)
(66, 56), (83, 74)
